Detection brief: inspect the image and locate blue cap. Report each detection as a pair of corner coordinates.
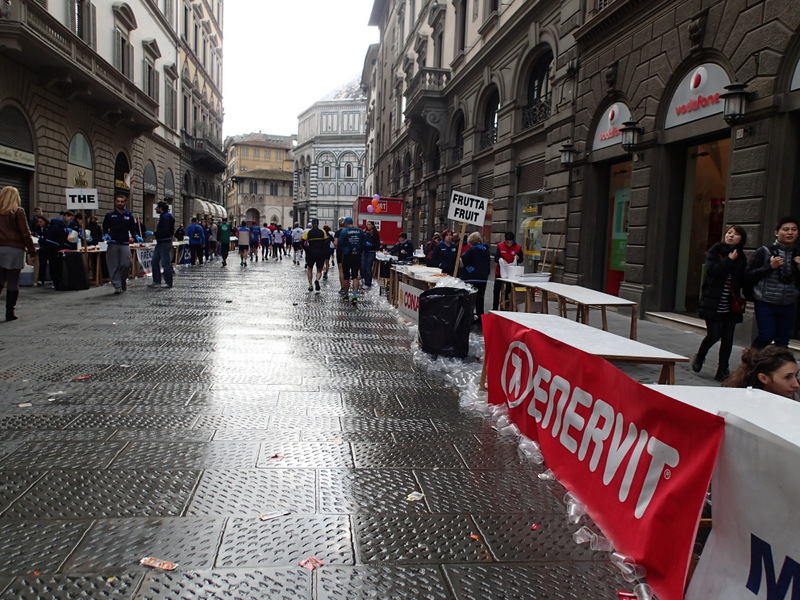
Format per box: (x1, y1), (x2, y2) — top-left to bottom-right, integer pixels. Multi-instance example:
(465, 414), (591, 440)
(344, 217), (353, 224)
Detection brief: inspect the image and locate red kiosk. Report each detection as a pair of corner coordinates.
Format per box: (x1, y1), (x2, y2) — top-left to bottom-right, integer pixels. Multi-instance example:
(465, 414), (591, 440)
(352, 195), (404, 246)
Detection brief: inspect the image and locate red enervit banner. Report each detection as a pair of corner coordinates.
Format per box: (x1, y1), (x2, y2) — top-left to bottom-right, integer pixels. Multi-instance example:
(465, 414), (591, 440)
(483, 314), (724, 600)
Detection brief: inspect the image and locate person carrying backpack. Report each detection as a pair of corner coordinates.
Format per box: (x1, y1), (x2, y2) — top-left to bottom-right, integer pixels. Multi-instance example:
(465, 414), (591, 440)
(185, 217), (205, 265)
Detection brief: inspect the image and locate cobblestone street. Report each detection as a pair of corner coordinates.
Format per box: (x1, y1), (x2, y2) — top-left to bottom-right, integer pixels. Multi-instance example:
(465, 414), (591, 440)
(0, 258), (660, 599)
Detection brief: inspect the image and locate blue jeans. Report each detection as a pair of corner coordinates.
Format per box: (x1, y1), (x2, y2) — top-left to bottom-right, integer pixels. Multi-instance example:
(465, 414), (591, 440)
(752, 300), (796, 348)
(151, 240), (173, 286)
(361, 251), (376, 286)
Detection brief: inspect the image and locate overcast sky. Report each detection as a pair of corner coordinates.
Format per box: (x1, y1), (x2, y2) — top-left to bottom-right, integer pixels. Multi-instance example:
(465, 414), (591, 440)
(222, 1), (379, 139)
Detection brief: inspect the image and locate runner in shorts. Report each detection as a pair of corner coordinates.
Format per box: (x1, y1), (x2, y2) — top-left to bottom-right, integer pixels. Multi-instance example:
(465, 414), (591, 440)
(303, 218), (329, 292)
(338, 217), (365, 303)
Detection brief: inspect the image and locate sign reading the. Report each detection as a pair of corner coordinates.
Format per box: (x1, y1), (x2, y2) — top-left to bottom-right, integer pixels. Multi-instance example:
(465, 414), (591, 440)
(66, 188), (99, 210)
(447, 190), (488, 227)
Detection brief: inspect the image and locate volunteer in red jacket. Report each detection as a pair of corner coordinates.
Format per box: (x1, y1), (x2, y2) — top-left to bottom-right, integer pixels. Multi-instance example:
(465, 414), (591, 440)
(492, 231), (523, 311)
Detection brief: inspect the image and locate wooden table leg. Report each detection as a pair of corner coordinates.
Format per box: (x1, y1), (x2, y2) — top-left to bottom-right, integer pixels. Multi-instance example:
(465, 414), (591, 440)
(601, 306), (608, 331)
(630, 304), (639, 340)
(658, 363), (675, 385)
(479, 356), (488, 390)
(510, 286), (518, 312)
(540, 290), (550, 314)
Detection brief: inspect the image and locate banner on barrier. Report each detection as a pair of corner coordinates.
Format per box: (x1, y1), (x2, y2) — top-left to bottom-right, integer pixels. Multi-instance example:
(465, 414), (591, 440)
(178, 244), (192, 265)
(686, 414), (800, 600)
(398, 283), (422, 321)
(136, 248), (153, 276)
(483, 314), (724, 600)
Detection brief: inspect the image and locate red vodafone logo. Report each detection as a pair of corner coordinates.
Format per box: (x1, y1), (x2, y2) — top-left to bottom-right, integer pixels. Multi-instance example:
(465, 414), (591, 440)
(501, 341), (534, 408)
(690, 67), (707, 92)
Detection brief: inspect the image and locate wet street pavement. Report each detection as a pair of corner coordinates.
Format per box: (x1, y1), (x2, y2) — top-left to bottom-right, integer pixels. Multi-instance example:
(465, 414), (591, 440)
(0, 257), (663, 599)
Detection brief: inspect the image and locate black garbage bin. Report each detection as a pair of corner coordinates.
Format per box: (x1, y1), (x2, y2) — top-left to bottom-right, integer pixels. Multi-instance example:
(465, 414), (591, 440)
(53, 251), (89, 291)
(418, 287), (475, 358)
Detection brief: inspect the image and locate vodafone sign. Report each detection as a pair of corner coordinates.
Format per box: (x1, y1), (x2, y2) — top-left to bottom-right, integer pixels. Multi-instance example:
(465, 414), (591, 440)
(665, 63), (731, 129)
(592, 102), (632, 151)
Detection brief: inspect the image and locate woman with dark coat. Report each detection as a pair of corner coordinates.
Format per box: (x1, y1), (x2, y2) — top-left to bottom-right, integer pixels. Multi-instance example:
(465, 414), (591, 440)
(691, 225), (748, 382)
(459, 231), (491, 324)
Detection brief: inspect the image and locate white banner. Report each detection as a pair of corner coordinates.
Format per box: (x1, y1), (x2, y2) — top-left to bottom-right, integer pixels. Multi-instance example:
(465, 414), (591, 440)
(66, 188), (99, 210)
(686, 413), (800, 600)
(136, 248), (153, 276)
(398, 282), (423, 322)
(447, 190), (488, 227)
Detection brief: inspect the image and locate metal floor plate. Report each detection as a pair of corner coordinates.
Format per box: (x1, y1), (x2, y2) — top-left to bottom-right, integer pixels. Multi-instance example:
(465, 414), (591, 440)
(216, 516), (354, 567)
(186, 469), (316, 516)
(64, 517), (225, 572)
(134, 568), (311, 600)
(317, 566), (451, 600)
(0, 572), (143, 600)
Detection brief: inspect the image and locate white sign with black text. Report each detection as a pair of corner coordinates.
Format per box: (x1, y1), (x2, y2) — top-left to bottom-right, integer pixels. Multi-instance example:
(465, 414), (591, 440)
(446, 190), (488, 227)
(65, 188), (99, 210)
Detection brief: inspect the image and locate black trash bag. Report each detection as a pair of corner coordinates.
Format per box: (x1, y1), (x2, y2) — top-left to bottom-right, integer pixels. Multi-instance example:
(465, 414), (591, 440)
(52, 252), (89, 291)
(418, 287), (475, 358)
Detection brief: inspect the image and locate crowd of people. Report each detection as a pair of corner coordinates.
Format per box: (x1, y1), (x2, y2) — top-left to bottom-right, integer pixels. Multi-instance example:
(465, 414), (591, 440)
(3, 182), (800, 401)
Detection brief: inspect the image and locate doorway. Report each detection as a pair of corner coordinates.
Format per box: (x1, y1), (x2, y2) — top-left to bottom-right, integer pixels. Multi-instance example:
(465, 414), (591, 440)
(605, 160), (632, 295)
(675, 138), (730, 313)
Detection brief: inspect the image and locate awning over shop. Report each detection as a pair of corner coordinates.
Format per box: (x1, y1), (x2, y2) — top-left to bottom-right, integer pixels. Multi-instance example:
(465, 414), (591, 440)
(194, 198), (210, 215)
(208, 202), (226, 218)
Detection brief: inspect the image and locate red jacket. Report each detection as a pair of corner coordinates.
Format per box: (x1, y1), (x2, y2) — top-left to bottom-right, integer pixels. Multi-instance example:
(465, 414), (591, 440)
(494, 242), (523, 276)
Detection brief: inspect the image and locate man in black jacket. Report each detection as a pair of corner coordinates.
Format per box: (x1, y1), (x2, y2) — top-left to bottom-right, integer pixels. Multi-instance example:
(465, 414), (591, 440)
(148, 201), (175, 289)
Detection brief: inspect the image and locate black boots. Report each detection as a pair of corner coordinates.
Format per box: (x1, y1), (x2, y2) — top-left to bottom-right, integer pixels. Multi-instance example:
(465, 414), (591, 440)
(5, 290), (18, 321)
(691, 354), (703, 373)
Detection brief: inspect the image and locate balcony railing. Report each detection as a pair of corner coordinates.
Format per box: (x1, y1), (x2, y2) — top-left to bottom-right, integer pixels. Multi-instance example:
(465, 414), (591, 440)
(521, 95), (552, 130)
(183, 134), (226, 173)
(451, 145), (464, 164)
(479, 128), (497, 151)
(1, 0), (158, 130)
(405, 67), (450, 113)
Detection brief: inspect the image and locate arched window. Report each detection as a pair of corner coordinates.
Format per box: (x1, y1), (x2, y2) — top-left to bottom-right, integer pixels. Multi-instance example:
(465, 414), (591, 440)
(480, 89), (499, 150)
(402, 153), (411, 188)
(452, 114), (465, 163)
(68, 133), (93, 187)
(522, 50), (554, 130)
(345, 163), (353, 178)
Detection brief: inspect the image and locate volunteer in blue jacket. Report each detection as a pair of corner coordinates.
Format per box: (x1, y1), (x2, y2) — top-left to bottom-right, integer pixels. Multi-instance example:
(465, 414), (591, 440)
(459, 231), (491, 324)
(102, 194), (141, 294)
(429, 229), (458, 275)
(185, 217), (205, 265)
(148, 201), (175, 289)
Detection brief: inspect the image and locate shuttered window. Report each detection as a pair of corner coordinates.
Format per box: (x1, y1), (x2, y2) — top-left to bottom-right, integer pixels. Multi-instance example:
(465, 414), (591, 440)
(518, 161), (545, 193)
(477, 174), (494, 199)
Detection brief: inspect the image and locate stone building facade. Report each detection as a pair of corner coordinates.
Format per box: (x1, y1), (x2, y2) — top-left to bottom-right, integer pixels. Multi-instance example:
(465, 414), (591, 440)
(293, 79), (367, 230)
(177, 0), (226, 228)
(0, 0), (224, 234)
(367, 0), (575, 268)
(224, 133), (295, 227)
(366, 0), (800, 339)
(570, 0), (800, 340)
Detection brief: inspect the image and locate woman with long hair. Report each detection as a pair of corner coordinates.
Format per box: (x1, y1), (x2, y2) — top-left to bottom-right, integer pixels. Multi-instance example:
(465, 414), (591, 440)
(691, 225), (748, 381)
(722, 346), (799, 399)
(0, 186), (37, 321)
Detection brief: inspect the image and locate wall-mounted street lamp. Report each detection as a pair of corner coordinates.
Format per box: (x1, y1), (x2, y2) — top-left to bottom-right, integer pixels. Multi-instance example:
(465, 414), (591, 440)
(559, 142), (579, 169)
(721, 82), (752, 126)
(620, 120), (643, 154)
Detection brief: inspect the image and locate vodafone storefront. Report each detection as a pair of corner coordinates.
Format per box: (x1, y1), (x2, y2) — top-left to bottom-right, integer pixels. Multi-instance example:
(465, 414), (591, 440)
(663, 64), (732, 314)
(586, 102), (634, 297)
